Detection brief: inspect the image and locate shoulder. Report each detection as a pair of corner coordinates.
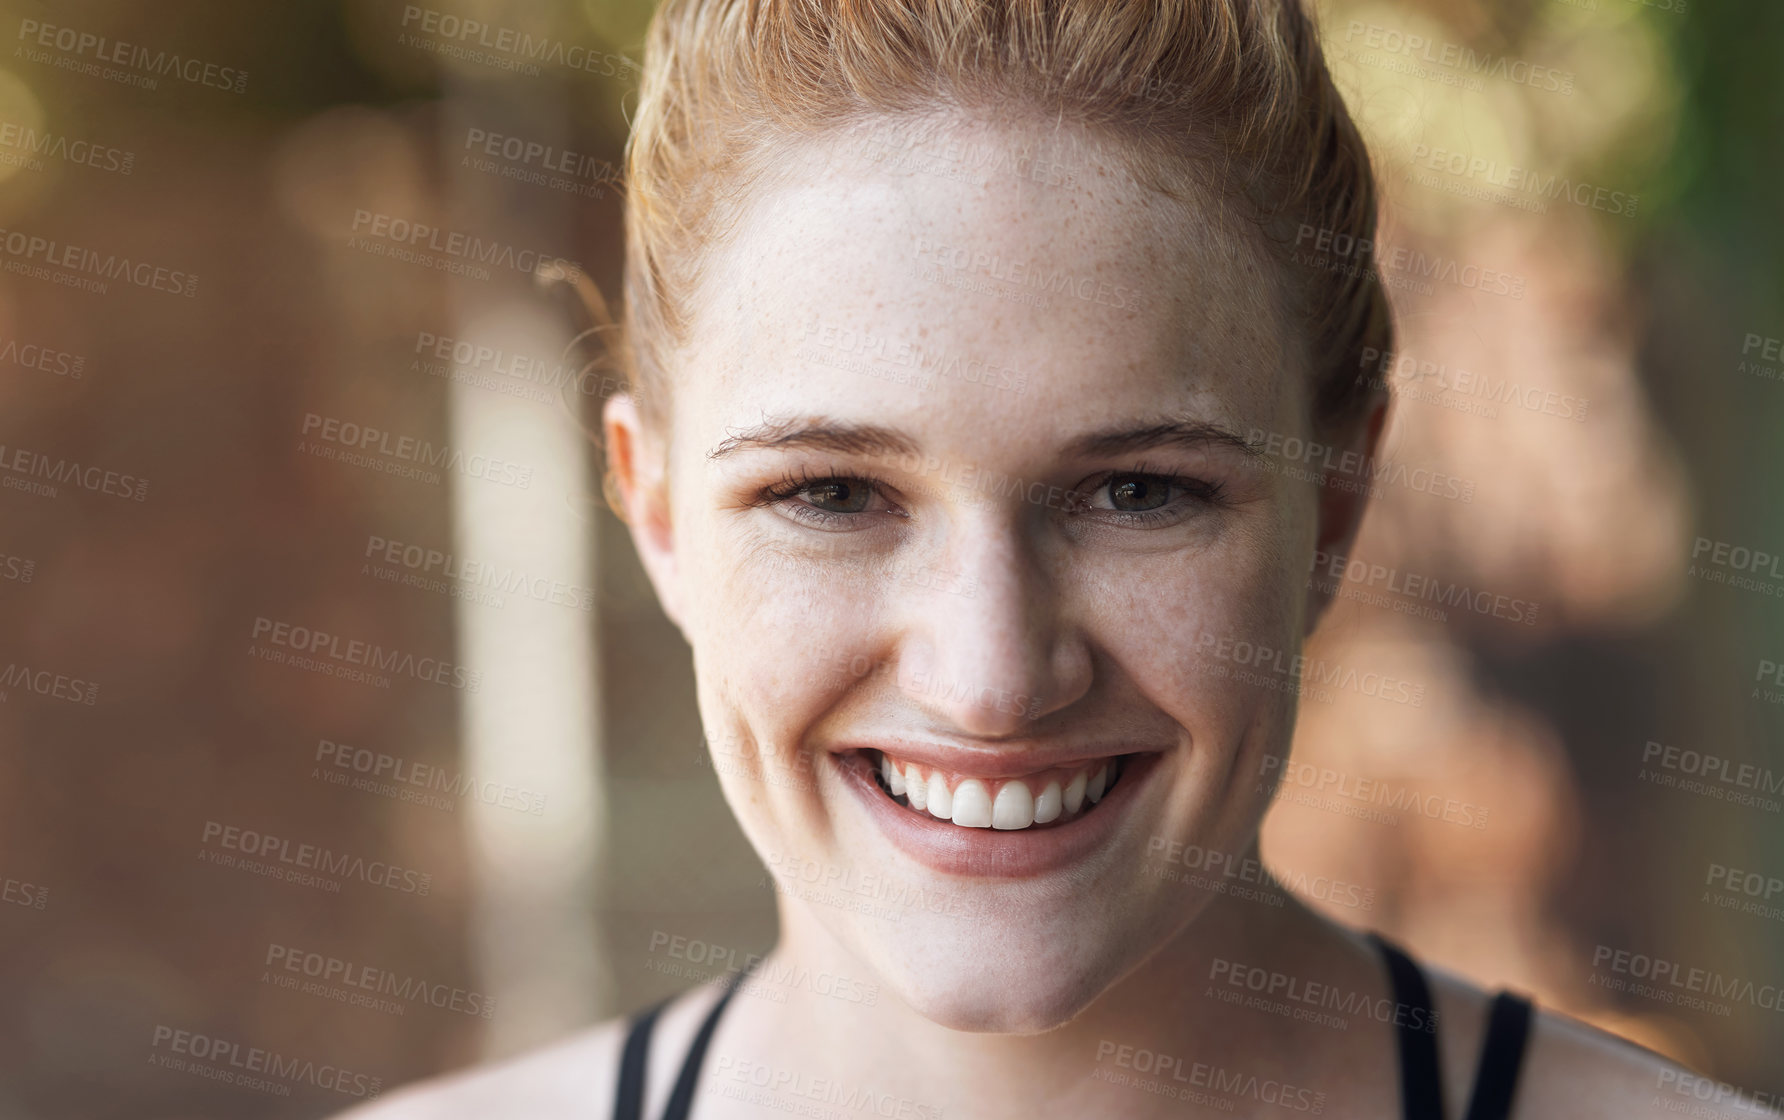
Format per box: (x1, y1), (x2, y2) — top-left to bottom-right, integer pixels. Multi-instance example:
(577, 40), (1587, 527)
(331, 985), (727, 1120)
(1423, 962), (1780, 1120)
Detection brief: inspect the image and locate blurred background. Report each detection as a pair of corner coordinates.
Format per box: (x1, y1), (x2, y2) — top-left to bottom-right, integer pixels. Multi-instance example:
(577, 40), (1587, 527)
(0, 0), (1778, 1115)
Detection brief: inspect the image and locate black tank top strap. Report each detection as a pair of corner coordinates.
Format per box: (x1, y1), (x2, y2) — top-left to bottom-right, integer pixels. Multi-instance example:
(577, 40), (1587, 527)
(1370, 932), (1537, 1120)
(1461, 990), (1534, 1120)
(1370, 932), (1447, 1120)
(611, 981), (743, 1120)
(659, 982), (741, 1120)
(612, 999), (668, 1120)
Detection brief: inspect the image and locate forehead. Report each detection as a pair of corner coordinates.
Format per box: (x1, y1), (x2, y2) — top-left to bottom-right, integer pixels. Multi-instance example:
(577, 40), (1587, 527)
(678, 114), (1302, 444)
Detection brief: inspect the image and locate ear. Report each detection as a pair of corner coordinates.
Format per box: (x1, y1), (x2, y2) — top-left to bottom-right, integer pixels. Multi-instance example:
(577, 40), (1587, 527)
(603, 392), (685, 631)
(1303, 394), (1390, 636)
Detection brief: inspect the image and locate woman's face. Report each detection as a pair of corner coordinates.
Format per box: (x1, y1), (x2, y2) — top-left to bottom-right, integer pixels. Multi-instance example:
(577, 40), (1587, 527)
(610, 117), (1364, 1033)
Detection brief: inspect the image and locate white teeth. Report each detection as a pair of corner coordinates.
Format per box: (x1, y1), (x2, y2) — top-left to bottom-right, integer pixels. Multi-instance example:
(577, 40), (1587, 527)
(992, 781), (1035, 830)
(904, 764), (926, 809)
(1063, 771), (1087, 814)
(926, 772), (953, 819)
(951, 779), (993, 828)
(875, 754), (1126, 830)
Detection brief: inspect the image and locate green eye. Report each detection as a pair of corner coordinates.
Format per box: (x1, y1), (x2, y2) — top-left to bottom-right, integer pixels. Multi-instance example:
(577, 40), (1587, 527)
(805, 479), (873, 513)
(1107, 474), (1173, 511)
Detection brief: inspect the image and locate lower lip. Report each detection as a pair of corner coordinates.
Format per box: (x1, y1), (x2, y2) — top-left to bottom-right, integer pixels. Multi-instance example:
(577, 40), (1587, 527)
(833, 750), (1162, 879)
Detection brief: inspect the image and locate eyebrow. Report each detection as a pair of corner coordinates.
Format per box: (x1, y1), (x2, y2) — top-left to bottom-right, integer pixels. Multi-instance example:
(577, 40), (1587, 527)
(1068, 419), (1265, 461)
(708, 417), (921, 461)
(706, 415), (1262, 462)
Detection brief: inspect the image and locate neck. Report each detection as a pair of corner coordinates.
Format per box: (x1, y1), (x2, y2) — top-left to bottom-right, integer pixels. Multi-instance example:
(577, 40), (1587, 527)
(722, 873), (1384, 1119)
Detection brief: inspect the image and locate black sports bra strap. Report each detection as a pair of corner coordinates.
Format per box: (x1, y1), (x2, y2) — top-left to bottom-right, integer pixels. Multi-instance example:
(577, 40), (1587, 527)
(612, 1000), (668, 1120)
(658, 982), (742, 1120)
(1370, 933), (1446, 1120)
(1461, 991), (1533, 1120)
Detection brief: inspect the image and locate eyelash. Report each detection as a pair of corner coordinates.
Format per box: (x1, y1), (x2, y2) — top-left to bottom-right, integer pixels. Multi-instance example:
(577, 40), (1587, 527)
(754, 466), (900, 531)
(752, 462), (1227, 530)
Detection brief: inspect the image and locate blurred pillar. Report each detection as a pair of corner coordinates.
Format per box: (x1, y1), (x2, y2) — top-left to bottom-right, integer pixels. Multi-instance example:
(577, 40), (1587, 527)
(438, 76), (607, 1056)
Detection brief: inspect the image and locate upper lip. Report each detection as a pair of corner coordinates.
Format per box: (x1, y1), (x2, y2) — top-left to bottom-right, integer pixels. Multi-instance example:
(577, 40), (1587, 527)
(823, 737), (1170, 779)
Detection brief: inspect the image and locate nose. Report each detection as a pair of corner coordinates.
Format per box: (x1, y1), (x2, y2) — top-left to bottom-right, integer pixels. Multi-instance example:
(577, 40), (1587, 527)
(895, 513), (1093, 736)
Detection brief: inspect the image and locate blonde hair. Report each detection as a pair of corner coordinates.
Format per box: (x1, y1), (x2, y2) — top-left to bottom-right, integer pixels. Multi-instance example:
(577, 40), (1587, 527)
(620, 0), (1391, 433)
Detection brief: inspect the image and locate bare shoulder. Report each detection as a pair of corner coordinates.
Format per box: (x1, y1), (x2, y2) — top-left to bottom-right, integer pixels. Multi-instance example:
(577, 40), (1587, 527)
(1424, 963), (1780, 1120)
(332, 986), (726, 1120)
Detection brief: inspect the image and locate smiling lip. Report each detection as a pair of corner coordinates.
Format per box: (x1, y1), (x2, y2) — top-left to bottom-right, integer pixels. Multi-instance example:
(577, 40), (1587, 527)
(833, 748), (1163, 878)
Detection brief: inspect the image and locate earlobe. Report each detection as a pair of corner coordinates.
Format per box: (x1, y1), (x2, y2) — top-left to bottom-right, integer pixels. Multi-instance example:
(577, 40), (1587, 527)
(602, 392), (684, 630)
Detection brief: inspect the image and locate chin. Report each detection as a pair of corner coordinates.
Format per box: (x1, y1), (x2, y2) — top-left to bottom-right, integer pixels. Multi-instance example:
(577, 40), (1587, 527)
(893, 959), (1111, 1035)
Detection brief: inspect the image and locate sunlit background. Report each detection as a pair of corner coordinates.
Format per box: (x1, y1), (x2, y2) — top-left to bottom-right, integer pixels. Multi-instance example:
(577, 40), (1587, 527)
(0, 0), (1779, 1116)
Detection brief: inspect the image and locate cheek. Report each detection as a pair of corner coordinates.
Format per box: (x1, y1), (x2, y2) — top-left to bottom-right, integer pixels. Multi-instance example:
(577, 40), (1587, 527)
(1096, 516), (1307, 706)
(682, 539), (886, 819)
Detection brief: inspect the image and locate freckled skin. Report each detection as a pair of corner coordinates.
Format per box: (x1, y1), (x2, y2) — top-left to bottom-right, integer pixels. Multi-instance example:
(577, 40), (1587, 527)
(339, 116), (1762, 1120)
(647, 115), (1322, 1033)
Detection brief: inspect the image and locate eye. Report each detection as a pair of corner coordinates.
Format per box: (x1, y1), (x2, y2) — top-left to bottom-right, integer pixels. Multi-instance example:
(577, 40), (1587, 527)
(756, 469), (900, 531)
(803, 478), (873, 514)
(1106, 474), (1173, 512)
(1074, 469), (1226, 527)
